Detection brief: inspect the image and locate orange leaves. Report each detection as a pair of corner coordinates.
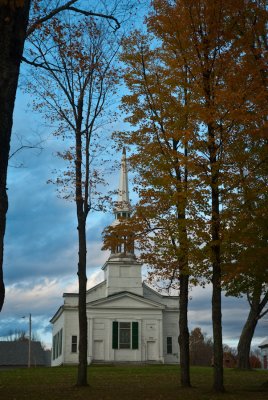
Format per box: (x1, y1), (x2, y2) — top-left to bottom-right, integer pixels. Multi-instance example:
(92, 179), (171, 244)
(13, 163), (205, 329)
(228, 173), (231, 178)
(116, 0), (268, 295)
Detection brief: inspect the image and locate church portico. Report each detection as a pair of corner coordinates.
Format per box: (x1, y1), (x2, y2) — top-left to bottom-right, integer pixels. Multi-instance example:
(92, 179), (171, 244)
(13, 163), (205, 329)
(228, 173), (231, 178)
(87, 315), (165, 364)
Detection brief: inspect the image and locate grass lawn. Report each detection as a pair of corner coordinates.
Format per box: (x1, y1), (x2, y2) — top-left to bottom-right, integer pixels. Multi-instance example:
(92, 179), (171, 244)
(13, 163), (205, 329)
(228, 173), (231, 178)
(0, 365), (267, 400)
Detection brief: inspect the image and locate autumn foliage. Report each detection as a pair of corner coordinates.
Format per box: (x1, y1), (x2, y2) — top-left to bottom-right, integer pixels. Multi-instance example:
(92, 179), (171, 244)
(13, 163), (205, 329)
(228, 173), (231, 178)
(103, 0), (267, 391)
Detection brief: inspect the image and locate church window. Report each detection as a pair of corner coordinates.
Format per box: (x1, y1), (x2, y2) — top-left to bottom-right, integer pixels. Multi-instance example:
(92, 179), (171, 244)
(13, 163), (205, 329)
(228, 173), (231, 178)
(117, 244), (122, 253)
(112, 321), (139, 350)
(120, 322), (131, 348)
(58, 329), (62, 356)
(53, 336), (56, 360)
(52, 338), (55, 359)
(52, 328), (63, 360)
(167, 337), (172, 354)
(71, 335), (77, 353)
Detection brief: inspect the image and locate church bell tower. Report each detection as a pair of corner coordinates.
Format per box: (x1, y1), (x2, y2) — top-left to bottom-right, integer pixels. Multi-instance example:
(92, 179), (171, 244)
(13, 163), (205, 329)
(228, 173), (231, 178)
(102, 148), (143, 297)
(110, 147), (134, 257)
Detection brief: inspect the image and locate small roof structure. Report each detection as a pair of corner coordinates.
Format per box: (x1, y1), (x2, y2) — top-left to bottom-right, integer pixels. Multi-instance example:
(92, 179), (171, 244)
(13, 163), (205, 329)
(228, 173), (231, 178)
(258, 337), (268, 348)
(0, 341), (51, 367)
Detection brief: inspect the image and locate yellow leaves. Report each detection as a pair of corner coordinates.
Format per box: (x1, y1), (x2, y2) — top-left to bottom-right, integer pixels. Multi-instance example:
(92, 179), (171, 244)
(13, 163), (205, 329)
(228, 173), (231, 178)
(109, 0), (268, 295)
(102, 220), (136, 253)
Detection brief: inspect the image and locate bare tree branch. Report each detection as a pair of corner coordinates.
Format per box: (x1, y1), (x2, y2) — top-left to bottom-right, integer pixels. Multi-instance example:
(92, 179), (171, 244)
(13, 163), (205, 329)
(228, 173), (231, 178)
(21, 55), (63, 72)
(26, 0), (120, 38)
(8, 134), (44, 168)
(68, 7), (120, 30)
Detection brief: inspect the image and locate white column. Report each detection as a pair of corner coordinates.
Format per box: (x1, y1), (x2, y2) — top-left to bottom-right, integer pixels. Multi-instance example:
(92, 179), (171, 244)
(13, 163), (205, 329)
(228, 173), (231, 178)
(106, 318), (110, 362)
(159, 317), (164, 363)
(88, 317), (93, 364)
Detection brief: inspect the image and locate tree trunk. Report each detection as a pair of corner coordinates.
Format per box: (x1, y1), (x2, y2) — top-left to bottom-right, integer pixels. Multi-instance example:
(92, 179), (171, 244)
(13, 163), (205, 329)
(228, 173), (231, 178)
(0, 1), (31, 311)
(237, 286), (266, 370)
(76, 213), (88, 386)
(209, 124), (224, 392)
(179, 272), (191, 387)
(178, 74), (191, 388)
(237, 308), (258, 370)
(211, 254), (224, 392)
(75, 121), (88, 386)
(203, 53), (224, 389)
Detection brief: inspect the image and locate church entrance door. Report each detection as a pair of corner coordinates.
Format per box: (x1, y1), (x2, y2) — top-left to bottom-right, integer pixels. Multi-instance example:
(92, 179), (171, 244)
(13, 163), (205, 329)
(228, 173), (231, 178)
(93, 340), (104, 360)
(147, 341), (157, 361)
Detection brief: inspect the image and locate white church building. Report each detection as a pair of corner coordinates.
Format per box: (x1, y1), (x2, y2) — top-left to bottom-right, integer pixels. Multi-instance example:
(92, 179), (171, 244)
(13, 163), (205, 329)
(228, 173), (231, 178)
(51, 150), (179, 366)
(259, 337), (268, 369)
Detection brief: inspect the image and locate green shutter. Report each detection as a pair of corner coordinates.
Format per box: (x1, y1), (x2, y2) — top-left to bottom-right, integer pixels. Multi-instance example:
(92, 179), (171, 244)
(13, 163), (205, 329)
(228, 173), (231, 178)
(52, 336), (55, 360)
(132, 322), (138, 349)
(112, 321), (119, 349)
(167, 337), (172, 354)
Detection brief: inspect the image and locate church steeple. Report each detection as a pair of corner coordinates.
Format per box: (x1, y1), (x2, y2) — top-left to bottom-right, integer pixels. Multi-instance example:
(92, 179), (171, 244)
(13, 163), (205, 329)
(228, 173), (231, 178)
(102, 148), (142, 296)
(114, 147), (131, 219)
(110, 148), (134, 257)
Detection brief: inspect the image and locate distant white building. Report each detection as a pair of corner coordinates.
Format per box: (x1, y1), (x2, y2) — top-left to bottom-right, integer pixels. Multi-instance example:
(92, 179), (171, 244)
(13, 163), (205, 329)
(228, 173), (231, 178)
(259, 337), (268, 369)
(50, 149), (179, 366)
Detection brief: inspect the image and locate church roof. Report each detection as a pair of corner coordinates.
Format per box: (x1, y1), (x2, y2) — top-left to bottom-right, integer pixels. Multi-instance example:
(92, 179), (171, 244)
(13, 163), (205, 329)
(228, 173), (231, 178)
(86, 280), (106, 293)
(87, 290), (165, 309)
(50, 305), (64, 323)
(102, 254), (141, 270)
(259, 337), (268, 348)
(143, 282), (179, 299)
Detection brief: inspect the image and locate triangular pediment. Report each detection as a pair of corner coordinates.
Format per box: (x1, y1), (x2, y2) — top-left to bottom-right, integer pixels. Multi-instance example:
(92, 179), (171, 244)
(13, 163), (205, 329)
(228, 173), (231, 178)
(87, 291), (165, 309)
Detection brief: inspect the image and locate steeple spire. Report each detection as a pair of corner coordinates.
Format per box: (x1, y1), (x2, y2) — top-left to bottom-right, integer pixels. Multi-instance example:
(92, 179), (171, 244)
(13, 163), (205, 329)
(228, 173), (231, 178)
(115, 147), (131, 216)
